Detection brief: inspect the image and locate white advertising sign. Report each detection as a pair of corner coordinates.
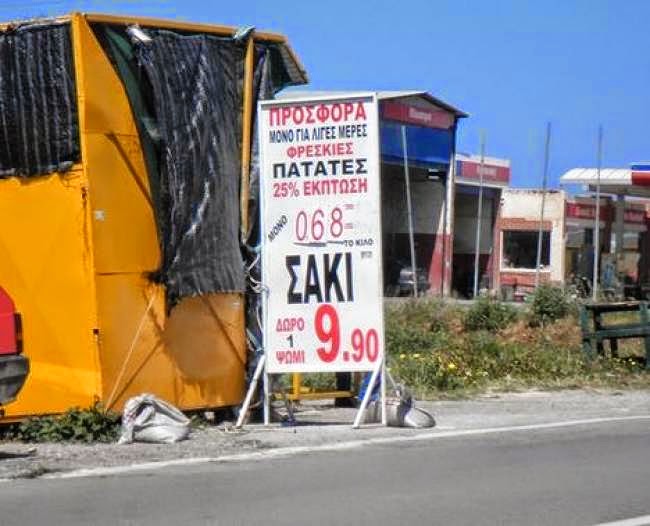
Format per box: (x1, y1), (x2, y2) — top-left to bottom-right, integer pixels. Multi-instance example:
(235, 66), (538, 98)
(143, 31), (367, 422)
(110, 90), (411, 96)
(259, 94), (384, 374)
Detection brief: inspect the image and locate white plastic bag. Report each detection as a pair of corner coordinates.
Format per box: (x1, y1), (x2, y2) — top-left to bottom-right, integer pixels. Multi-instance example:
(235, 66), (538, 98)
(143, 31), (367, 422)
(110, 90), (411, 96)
(118, 394), (190, 444)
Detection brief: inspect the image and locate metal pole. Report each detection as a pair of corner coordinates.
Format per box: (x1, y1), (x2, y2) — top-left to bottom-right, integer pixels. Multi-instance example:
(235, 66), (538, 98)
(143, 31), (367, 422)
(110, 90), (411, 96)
(401, 125), (418, 298)
(473, 132), (486, 298)
(263, 362), (270, 425)
(380, 358), (387, 426)
(235, 354), (266, 429)
(353, 361), (382, 428)
(592, 125), (603, 301)
(535, 122), (552, 288)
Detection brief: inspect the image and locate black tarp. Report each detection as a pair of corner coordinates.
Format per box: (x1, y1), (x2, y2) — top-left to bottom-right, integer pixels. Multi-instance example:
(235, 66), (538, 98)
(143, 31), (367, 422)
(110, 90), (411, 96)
(0, 22), (79, 178)
(95, 24), (298, 305)
(134, 30), (247, 301)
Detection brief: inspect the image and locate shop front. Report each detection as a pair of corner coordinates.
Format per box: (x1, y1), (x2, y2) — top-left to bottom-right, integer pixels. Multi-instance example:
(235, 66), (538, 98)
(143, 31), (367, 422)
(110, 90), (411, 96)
(496, 189), (567, 300)
(565, 196), (649, 296)
(377, 92), (466, 297)
(451, 154), (511, 298)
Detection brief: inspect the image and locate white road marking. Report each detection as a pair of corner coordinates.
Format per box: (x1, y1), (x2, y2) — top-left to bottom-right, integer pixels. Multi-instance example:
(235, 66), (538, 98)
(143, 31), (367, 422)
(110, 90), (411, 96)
(592, 515), (650, 526)
(32, 414), (650, 481)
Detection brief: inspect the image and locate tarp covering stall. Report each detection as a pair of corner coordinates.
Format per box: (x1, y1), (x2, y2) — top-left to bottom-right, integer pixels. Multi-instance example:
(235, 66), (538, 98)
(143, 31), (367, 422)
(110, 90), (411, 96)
(0, 13), (307, 418)
(134, 31), (247, 300)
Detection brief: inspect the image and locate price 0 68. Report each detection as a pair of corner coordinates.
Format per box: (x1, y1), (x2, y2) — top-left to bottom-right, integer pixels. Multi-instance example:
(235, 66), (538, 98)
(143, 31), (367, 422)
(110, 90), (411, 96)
(295, 207), (344, 242)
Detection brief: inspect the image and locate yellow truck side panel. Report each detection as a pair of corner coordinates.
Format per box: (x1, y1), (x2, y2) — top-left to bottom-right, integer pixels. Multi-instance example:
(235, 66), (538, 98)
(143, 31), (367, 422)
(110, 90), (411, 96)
(163, 293), (247, 408)
(0, 171), (101, 417)
(97, 278), (246, 411)
(72, 15), (159, 274)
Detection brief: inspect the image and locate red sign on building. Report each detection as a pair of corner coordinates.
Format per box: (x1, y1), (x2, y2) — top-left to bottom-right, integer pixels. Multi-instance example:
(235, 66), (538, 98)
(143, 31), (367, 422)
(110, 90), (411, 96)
(565, 203), (605, 221)
(565, 202), (646, 224)
(457, 159), (510, 186)
(381, 100), (455, 130)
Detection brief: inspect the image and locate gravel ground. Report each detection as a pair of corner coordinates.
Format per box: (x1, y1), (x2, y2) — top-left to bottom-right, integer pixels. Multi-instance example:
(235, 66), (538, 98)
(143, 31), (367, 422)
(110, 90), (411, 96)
(0, 388), (648, 480)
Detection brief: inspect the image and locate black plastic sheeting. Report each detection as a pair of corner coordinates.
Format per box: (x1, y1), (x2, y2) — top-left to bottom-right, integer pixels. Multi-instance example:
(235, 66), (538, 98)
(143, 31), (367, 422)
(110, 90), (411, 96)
(0, 22), (79, 178)
(95, 24), (297, 306)
(134, 30), (247, 301)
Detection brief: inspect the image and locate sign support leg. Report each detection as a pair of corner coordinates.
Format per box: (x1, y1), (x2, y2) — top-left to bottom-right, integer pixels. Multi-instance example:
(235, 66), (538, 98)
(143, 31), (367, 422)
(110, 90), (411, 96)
(263, 363), (271, 426)
(380, 358), (387, 426)
(235, 354), (266, 429)
(352, 361), (383, 429)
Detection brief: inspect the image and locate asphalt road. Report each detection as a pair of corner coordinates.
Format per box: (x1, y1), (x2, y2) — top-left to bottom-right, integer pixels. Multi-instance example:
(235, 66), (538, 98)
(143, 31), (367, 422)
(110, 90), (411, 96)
(1, 420), (649, 526)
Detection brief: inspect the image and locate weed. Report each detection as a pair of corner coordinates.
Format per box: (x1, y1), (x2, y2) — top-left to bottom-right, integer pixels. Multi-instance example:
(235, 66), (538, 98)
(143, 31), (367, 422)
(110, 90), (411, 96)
(1, 404), (120, 443)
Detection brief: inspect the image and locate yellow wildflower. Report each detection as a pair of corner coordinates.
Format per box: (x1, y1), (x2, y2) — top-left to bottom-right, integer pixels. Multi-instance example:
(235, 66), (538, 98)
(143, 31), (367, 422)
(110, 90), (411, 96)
(399, 354), (406, 360)
(447, 362), (457, 371)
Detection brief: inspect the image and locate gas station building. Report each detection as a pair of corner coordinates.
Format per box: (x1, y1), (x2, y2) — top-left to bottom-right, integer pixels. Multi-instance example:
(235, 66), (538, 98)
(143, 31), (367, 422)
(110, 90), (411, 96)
(561, 166), (650, 298)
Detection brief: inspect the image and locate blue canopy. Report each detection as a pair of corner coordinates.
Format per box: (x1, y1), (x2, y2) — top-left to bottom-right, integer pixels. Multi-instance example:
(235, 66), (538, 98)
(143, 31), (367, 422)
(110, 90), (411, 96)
(380, 120), (453, 169)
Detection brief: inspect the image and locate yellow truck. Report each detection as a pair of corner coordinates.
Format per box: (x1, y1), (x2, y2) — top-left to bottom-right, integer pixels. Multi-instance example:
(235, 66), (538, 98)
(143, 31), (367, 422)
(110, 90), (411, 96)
(0, 13), (306, 418)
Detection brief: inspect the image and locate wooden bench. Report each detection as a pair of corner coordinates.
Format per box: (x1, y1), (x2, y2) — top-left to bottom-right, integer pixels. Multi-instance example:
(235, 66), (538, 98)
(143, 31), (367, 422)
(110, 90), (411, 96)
(580, 301), (650, 369)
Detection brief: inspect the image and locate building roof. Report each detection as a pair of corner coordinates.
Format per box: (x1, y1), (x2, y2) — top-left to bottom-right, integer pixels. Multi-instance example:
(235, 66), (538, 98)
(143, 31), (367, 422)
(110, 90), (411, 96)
(560, 168), (650, 198)
(561, 168), (632, 186)
(376, 91), (468, 117)
(277, 89), (467, 117)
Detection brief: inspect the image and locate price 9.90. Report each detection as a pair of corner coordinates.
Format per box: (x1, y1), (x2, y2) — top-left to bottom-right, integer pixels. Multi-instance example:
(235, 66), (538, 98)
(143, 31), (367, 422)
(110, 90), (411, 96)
(315, 304), (379, 364)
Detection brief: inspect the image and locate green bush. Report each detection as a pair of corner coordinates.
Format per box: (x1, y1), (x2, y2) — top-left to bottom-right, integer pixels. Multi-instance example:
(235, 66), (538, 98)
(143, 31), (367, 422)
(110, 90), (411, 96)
(1, 404), (120, 443)
(530, 284), (570, 325)
(464, 297), (517, 332)
(383, 298), (647, 397)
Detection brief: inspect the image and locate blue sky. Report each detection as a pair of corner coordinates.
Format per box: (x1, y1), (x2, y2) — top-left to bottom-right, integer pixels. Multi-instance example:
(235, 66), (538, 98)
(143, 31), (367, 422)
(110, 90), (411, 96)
(5, 0), (649, 189)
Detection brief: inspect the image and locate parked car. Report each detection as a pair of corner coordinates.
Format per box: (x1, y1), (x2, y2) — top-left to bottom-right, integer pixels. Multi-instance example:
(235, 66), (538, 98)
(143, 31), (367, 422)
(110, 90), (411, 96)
(397, 264), (430, 296)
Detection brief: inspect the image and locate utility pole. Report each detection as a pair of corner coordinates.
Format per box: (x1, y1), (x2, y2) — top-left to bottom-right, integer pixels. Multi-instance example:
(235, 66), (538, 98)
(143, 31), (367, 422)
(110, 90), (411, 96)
(592, 125), (603, 302)
(401, 125), (418, 298)
(535, 122), (552, 288)
(472, 132), (486, 298)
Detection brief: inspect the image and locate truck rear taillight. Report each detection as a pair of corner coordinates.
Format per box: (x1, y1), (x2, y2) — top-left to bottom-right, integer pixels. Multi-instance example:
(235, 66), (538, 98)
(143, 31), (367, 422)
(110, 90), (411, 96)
(0, 287), (18, 355)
